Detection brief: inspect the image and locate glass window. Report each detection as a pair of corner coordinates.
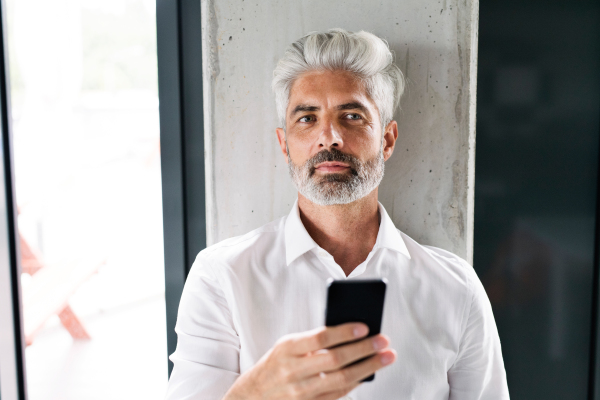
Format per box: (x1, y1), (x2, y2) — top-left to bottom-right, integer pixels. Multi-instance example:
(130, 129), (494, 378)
(5, 0), (167, 398)
(475, 1), (600, 398)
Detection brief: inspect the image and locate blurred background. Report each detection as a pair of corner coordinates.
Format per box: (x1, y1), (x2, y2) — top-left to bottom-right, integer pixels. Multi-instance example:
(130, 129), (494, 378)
(5, 0), (167, 399)
(475, 0), (599, 398)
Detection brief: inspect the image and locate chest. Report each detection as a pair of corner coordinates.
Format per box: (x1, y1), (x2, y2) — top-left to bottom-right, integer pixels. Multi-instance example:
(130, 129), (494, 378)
(227, 263), (462, 387)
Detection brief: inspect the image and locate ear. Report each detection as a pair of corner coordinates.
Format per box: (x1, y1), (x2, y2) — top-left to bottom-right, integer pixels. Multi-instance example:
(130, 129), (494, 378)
(382, 120), (398, 161)
(276, 127), (289, 164)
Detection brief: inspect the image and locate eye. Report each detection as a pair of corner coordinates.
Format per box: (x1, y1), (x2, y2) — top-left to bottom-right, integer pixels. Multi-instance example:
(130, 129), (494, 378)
(345, 113), (362, 120)
(299, 115), (315, 123)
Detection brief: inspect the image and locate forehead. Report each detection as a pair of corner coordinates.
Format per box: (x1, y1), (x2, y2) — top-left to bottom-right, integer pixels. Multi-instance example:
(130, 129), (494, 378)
(287, 70), (374, 111)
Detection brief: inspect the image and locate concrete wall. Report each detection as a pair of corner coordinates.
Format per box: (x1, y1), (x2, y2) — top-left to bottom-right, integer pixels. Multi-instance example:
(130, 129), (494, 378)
(201, 0), (479, 262)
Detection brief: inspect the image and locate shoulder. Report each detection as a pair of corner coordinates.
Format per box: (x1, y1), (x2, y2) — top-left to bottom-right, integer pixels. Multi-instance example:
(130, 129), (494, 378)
(403, 233), (495, 328)
(397, 230), (485, 314)
(397, 231), (494, 342)
(189, 215), (287, 277)
(401, 230), (476, 283)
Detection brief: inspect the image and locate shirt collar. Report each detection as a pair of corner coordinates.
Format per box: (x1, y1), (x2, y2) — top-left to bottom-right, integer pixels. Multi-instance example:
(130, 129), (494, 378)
(374, 202), (411, 259)
(284, 199), (411, 266)
(284, 200), (319, 265)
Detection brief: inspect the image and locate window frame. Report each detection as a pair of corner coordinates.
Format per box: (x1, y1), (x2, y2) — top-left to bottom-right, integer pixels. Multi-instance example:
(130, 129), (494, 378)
(156, 0), (207, 376)
(0, 0), (27, 397)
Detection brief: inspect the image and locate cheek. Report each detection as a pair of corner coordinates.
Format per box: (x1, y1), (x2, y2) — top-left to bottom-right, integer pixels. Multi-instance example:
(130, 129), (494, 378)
(286, 137), (313, 164)
(346, 130), (381, 156)
(286, 127), (322, 154)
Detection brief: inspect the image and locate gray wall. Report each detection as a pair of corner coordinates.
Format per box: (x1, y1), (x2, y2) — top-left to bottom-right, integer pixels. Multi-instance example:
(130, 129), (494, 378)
(201, 0), (478, 262)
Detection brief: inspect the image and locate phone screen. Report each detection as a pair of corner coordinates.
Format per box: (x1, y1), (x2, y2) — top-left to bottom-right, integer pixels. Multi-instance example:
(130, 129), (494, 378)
(325, 279), (387, 382)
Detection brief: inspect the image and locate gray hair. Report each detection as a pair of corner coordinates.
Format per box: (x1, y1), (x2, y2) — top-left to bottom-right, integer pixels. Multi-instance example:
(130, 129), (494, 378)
(272, 28), (405, 129)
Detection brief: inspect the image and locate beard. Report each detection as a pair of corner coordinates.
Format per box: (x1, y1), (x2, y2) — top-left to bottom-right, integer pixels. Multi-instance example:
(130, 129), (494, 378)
(287, 146), (385, 206)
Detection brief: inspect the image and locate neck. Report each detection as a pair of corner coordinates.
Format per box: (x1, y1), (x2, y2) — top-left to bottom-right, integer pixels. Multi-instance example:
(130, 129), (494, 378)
(298, 190), (380, 276)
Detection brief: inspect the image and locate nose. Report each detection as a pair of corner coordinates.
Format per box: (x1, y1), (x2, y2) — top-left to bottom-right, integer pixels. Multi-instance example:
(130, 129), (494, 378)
(318, 119), (343, 149)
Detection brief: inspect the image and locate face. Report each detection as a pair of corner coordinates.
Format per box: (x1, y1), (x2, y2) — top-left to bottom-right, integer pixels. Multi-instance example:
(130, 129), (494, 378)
(276, 70), (398, 205)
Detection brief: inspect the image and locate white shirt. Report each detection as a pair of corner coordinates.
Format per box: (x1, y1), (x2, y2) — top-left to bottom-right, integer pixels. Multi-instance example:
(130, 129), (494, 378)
(166, 201), (509, 400)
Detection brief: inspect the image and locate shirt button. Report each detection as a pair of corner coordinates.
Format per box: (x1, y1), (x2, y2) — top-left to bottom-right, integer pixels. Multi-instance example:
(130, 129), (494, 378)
(318, 250), (328, 257)
(339, 397), (352, 400)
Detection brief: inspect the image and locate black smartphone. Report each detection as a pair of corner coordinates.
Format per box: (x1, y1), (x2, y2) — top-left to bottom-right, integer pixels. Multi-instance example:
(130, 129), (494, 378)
(324, 279), (387, 382)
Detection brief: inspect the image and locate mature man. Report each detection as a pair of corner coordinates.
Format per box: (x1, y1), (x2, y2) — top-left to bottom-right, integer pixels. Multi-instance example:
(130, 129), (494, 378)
(166, 29), (509, 400)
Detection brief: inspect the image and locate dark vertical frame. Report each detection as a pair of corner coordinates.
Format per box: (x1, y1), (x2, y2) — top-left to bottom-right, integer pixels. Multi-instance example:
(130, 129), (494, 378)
(156, 0), (206, 376)
(0, 0), (26, 397)
(590, 108), (600, 400)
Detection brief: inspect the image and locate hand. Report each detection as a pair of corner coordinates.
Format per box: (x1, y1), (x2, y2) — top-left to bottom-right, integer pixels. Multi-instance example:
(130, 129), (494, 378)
(222, 323), (396, 400)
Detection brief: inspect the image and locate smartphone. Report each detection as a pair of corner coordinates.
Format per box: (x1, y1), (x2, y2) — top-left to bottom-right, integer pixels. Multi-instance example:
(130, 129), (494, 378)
(324, 279), (387, 382)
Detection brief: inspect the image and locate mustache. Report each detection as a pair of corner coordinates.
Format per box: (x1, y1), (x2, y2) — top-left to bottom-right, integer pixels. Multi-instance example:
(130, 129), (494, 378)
(307, 148), (359, 176)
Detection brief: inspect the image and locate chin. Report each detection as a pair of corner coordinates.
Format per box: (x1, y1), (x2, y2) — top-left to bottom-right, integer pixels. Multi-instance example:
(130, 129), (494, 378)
(313, 172), (354, 183)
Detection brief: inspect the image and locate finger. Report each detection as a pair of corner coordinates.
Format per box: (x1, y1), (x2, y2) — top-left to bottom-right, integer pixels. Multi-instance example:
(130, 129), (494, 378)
(295, 371), (359, 400)
(317, 349), (396, 391)
(284, 323), (369, 355)
(313, 384), (359, 400)
(299, 334), (390, 377)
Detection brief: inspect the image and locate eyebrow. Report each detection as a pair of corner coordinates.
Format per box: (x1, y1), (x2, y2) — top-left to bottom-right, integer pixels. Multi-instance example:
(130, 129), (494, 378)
(290, 104), (320, 116)
(336, 102), (369, 113)
(290, 101), (369, 117)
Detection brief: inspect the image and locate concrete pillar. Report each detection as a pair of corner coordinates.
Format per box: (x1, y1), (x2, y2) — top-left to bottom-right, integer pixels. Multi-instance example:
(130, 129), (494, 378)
(201, 0), (479, 262)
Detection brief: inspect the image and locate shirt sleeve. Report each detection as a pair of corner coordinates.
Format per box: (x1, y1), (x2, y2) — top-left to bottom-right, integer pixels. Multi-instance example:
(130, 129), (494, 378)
(166, 253), (241, 400)
(448, 267), (510, 400)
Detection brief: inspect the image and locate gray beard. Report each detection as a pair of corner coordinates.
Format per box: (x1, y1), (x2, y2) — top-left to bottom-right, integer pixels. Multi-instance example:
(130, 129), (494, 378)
(287, 147), (385, 206)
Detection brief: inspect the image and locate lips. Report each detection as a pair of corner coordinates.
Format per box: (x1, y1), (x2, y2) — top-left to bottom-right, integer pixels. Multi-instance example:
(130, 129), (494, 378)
(305, 148), (358, 176)
(316, 161), (350, 168)
(315, 162), (351, 173)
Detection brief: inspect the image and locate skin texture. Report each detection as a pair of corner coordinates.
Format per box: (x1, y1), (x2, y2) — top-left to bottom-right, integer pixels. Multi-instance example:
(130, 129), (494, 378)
(279, 70), (398, 277)
(223, 70), (398, 400)
(223, 323), (395, 400)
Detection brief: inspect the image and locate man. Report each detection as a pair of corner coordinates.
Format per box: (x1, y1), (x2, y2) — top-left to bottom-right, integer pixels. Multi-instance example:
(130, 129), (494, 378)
(166, 29), (509, 400)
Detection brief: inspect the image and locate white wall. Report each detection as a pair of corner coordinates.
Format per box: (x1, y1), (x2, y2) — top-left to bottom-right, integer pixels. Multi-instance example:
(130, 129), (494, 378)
(201, 0), (479, 262)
